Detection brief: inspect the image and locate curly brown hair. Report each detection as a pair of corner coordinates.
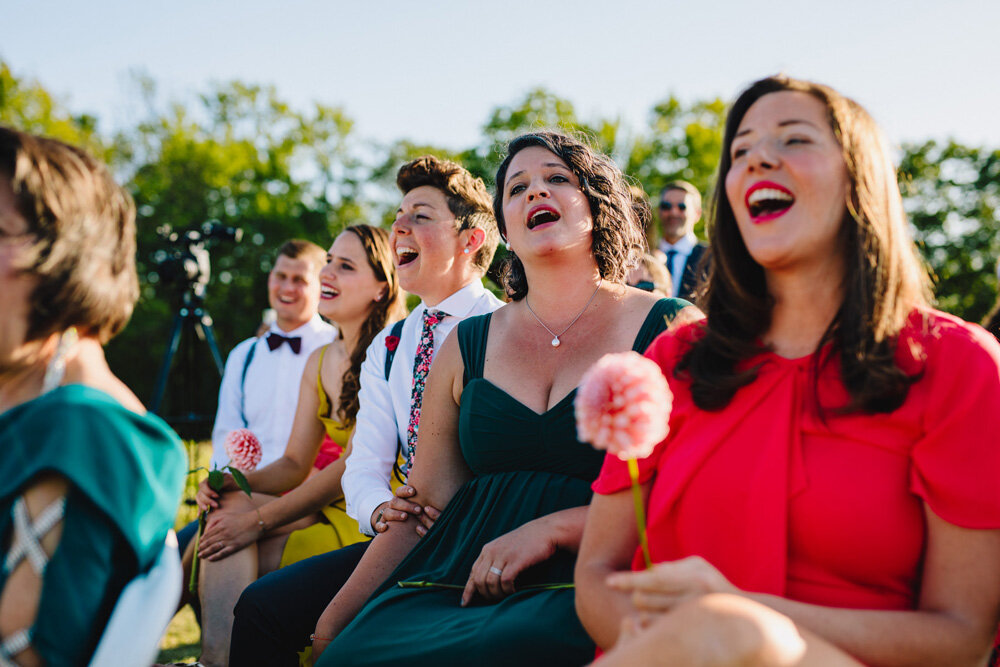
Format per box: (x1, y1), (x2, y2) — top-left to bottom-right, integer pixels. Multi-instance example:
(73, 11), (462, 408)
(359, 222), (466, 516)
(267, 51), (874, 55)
(0, 126), (138, 344)
(493, 131), (647, 301)
(680, 75), (931, 414)
(336, 224), (408, 428)
(396, 156), (498, 273)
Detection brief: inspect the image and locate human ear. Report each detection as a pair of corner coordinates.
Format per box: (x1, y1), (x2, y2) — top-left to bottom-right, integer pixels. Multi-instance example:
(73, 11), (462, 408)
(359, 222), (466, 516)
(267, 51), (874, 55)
(461, 227), (486, 255)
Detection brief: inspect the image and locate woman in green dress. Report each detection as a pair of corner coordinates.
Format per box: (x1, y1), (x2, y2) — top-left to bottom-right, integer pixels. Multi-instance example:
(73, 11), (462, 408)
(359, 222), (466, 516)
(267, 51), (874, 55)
(310, 131), (698, 666)
(0, 127), (186, 665)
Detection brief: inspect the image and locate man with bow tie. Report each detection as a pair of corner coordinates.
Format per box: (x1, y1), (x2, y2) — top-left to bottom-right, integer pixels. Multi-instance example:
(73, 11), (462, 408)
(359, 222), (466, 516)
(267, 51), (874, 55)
(209, 239), (335, 469)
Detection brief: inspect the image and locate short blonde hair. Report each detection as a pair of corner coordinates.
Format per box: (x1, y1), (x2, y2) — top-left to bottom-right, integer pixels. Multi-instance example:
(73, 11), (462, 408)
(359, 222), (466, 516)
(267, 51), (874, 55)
(1, 126), (138, 343)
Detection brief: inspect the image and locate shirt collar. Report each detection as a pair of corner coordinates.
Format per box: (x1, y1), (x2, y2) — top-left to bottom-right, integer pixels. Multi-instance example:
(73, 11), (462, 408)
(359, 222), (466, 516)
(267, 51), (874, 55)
(418, 279), (489, 320)
(271, 313), (327, 337)
(659, 233), (697, 255)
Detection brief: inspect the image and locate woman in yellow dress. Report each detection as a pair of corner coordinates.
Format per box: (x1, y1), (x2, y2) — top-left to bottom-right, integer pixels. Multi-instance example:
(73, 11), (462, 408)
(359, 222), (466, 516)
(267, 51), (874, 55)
(192, 224), (407, 666)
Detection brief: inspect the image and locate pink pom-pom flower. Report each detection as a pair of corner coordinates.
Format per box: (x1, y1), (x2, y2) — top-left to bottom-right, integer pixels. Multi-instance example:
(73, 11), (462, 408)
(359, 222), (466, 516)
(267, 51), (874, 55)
(575, 351), (672, 461)
(224, 428), (262, 471)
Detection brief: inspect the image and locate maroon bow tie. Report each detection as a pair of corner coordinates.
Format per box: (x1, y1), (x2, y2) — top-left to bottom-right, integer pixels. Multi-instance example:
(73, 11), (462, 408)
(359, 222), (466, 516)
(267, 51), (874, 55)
(266, 332), (302, 354)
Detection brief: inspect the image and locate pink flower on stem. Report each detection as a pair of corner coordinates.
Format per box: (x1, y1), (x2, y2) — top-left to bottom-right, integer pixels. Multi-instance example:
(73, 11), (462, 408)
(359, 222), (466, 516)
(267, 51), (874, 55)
(576, 351), (672, 569)
(575, 352), (672, 460)
(224, 428), (262, 471)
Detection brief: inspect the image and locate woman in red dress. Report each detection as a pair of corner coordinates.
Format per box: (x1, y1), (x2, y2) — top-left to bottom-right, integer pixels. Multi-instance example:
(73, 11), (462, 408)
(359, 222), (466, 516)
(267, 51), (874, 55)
(575, 75), (1000, 666)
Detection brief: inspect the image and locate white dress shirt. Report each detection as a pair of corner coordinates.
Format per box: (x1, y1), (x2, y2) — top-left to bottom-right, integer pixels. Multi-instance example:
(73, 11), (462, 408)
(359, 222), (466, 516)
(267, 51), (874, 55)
(659, 233), (698, 298)
(343, 280), (504, 536)
(210, 314), (336, 468)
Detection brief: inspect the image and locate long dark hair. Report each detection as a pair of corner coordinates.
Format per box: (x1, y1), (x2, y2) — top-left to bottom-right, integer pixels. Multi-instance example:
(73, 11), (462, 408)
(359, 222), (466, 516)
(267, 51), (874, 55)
(492, 131), (647, 300)
(336, 224), (407, 428)
(680, 75), (931, 413)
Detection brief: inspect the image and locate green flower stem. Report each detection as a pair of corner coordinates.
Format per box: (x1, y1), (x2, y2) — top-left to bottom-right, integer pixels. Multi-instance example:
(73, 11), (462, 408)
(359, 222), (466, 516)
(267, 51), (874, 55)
(189, 509), (207, 595)
(627, 457), (652, 569)
(397, 581), (574, 591)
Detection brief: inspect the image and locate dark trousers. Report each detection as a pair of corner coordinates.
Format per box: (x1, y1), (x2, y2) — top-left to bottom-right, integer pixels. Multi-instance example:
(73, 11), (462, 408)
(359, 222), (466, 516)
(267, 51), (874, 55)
(228, 540), (370, 667)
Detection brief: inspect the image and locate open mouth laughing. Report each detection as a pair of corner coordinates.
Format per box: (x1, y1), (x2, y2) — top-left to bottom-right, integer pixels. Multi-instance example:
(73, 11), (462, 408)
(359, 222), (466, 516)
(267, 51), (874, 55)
(395, 244), (419, 267)
(320, 284), (339, 300)
(527, 205), (560, 230)
(745, 181), (795, 223)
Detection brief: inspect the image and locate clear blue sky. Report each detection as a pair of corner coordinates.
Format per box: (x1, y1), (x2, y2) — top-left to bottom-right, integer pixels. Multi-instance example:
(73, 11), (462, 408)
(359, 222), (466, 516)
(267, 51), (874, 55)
(4, 0), (998, 150)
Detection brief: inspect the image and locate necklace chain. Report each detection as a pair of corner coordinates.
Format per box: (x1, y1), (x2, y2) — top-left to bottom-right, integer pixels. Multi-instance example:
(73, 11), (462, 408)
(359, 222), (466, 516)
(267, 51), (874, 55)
(524, 279), (602, 348)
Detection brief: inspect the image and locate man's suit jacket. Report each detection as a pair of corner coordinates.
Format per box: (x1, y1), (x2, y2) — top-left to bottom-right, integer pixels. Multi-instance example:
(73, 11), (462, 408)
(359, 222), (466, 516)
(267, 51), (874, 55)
(677, 242), (709, 303)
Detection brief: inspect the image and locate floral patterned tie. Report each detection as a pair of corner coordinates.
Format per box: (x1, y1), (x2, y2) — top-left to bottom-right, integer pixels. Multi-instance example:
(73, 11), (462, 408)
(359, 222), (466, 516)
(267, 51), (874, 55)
(404, 309), (448, 474)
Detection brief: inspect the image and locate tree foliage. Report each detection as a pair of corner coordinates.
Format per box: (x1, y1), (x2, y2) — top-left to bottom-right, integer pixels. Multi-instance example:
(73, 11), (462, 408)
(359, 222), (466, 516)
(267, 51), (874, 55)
(2, 59), (998, 420)
(899, 140), (1000, 321)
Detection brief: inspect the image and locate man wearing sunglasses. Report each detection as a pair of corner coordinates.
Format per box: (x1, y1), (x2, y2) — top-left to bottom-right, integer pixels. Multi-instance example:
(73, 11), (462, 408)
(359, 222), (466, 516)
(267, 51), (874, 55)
(656, 180), (708, 301)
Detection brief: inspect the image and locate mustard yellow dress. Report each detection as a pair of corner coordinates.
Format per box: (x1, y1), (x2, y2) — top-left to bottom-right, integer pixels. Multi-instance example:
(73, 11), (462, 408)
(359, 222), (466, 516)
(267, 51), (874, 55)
(278, 345), (369, 567)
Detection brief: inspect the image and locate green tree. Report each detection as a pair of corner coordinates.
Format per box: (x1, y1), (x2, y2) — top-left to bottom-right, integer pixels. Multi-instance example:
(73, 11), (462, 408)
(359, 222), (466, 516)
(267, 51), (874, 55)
(104, 76), (365, 433)
(899, 140), (1000, 321)
(0, 60), (105, 157)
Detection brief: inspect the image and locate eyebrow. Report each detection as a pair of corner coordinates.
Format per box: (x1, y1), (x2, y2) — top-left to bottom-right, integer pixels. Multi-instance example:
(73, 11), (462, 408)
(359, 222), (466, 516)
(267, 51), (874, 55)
(396, 201), (436, 213)
(505, 163), (570, 184)
(735, 118), (819, 138)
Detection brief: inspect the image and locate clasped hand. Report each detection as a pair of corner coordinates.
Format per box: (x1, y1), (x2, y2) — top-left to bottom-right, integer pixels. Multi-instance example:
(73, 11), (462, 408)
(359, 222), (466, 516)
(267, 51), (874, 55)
(198, 510), (260, 560)
(371, 485), (440, 536)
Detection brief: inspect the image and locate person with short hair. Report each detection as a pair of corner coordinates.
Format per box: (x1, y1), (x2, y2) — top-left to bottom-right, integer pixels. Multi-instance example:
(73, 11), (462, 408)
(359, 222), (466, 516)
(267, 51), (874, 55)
(310, 131), (693, 666)
(228, 155), (503, 666)
(210, 238), (335, 470)
(576, 76), (1000, 666)
(0, 126), (185, 665)
(657, 180), (709, 301)
(628, 250), (673, 297)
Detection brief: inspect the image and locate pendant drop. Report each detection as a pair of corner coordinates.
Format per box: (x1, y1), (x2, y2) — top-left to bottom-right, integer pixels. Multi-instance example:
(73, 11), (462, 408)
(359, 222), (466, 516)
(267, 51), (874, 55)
(551, 337), (561, 348)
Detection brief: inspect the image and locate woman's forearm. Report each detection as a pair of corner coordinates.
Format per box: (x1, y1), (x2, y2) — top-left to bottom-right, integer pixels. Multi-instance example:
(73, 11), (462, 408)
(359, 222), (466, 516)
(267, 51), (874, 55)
(244, 455), (312, 496)
(256, 461), (346, 532)
(575, 556), (635, 650)
(315, 519), (422, 640)
(542, 505), (589, 552)
(746, 594), (992, 667)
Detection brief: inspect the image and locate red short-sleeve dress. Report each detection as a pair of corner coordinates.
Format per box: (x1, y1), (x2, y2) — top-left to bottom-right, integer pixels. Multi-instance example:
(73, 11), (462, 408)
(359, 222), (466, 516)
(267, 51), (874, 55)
(593, 309), (1000, 613)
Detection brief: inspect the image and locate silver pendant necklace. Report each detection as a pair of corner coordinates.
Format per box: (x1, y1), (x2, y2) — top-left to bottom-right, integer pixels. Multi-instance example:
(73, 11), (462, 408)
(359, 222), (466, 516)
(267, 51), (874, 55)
(524, 279), (603, 348)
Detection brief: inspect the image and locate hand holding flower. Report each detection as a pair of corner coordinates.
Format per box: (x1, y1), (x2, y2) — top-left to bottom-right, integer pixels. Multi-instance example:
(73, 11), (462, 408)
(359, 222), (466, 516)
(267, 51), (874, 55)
(196, 472), (235, 512)
(607, 555), (738, 614)
(188, 428), (262, 592)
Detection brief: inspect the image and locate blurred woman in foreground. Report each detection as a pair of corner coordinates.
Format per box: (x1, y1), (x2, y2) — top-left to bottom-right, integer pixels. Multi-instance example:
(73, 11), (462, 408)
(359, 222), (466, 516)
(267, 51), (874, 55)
(0, 127), (185, 665)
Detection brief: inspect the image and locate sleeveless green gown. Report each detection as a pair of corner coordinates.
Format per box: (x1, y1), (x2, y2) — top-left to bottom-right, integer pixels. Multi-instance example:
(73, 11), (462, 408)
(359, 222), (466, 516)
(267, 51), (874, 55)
(319, 298), (686, 666)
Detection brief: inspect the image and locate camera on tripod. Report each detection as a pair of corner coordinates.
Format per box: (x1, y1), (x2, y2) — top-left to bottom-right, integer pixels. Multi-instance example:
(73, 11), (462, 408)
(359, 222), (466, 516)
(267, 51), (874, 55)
(153, 221), (243, 300)
(149, 221), (242, 432)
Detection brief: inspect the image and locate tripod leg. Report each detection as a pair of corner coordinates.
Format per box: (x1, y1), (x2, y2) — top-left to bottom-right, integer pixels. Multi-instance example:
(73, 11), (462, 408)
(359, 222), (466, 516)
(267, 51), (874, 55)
(196, 315), (225, 378)
(150, 313), (186, 413)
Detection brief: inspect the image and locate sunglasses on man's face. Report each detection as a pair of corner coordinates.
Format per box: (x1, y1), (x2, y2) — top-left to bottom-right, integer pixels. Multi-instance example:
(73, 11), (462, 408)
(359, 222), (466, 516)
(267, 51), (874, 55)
(631, 280), (656, 292)
(659, 201), (687, 212)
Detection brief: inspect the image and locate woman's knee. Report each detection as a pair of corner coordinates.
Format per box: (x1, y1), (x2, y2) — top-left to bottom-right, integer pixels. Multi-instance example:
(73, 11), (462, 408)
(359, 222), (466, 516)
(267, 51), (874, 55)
(664, 593), (807, 666)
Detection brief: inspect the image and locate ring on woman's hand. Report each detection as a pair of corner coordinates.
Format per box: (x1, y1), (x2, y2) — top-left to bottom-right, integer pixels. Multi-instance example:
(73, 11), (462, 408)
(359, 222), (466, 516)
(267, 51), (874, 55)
(489, 566), (503, 576)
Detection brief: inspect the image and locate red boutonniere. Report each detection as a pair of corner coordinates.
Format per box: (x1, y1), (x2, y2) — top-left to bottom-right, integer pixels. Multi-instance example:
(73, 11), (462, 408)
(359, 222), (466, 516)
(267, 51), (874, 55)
(385, 335), (400, 351)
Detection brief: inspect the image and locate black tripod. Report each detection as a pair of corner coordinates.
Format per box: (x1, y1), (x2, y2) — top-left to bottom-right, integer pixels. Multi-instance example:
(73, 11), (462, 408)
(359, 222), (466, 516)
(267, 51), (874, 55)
(150, 284), (225, 440)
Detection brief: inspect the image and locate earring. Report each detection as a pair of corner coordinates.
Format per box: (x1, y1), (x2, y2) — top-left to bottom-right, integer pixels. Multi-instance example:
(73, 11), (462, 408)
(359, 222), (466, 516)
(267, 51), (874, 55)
(463, 248), (470, 255)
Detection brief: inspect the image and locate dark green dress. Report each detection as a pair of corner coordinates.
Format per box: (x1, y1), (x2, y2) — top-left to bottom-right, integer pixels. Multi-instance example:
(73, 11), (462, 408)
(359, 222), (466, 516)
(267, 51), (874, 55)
(320, 298), (685, 667)
(0, 385), (185, 665)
